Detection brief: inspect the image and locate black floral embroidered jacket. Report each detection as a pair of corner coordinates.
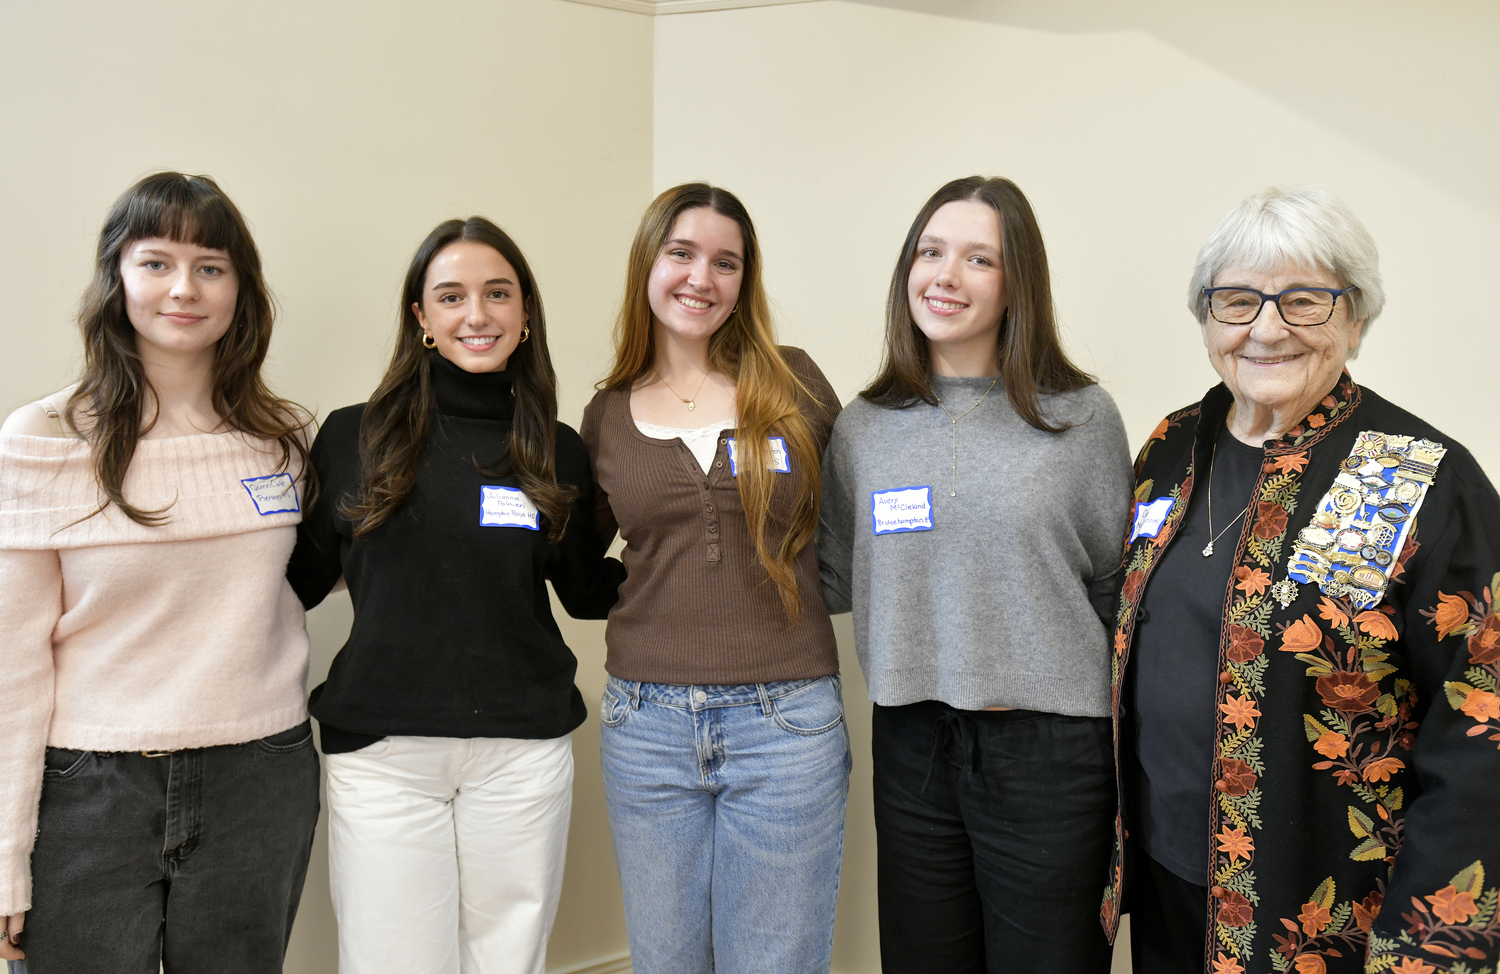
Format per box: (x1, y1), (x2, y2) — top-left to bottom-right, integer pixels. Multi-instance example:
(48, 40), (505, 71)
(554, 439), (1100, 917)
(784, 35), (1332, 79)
(1102, 375), (1500, 974)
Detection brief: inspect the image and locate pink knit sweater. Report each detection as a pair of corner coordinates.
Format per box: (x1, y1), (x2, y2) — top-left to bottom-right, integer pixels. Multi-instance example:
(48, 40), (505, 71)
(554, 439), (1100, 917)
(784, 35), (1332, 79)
(0, 428), (310, 915)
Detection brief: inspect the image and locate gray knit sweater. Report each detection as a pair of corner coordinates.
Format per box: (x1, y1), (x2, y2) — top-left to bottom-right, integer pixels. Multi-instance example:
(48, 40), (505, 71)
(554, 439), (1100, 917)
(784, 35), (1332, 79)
(818, 377), (1132, 716)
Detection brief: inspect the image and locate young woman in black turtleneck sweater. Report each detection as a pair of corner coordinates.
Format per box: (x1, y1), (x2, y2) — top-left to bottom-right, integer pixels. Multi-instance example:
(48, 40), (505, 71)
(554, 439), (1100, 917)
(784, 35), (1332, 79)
(287, 218), (623, 974)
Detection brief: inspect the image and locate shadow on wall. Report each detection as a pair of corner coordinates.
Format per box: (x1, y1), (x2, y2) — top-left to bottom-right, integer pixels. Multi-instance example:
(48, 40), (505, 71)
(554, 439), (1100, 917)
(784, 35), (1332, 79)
(848, 0), (1500, 222)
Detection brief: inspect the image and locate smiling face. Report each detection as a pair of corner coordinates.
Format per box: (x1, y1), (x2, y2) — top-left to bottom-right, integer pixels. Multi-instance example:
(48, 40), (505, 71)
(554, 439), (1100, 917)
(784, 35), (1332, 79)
(1203, 261), (1365, 423)
(119, 237), (239, 366)
(413, 240), (528, 374)
(647, 207), (745, 345)
(907, 199), (1008, 375)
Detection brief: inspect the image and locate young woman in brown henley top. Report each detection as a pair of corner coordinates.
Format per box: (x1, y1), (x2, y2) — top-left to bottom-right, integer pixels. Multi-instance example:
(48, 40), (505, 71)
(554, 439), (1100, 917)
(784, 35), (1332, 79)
(580, 183), (847, 973)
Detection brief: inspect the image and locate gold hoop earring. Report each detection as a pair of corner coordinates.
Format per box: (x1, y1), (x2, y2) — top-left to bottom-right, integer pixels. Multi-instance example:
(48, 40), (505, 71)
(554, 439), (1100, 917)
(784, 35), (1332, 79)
(421, 332), (436, 349)
(519, 326), (530, 343)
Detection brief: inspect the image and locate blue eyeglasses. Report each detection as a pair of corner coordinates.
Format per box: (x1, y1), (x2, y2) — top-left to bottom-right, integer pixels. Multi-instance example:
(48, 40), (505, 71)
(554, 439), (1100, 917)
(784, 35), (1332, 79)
(1202, 286), (1358, 326)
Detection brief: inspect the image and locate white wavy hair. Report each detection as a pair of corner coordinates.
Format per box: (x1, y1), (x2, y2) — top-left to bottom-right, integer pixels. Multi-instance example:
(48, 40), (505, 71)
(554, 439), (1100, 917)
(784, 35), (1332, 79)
(1188, 187), (1385, 350)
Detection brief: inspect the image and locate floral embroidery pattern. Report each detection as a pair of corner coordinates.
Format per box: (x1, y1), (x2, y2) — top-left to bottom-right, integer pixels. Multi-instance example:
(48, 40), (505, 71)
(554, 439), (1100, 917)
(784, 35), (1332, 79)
(1425, 575), (1500, 750)
(1212, 451), (1305, 961)
(1269, 877), (1379, 972)
(1366, 860), (1500, 970)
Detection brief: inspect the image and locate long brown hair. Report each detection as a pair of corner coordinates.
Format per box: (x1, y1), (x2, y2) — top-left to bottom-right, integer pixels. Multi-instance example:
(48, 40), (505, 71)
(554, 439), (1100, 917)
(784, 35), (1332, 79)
(342, 218), (576, 542)
(862, 176), (1093, 431)
(67, 171), (310, 525)
(602, 184), (825, 622)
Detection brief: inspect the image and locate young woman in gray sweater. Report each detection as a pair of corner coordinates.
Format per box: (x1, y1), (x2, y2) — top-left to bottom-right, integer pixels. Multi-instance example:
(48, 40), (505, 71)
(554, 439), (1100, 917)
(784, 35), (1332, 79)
(819, 176), (1132, 974)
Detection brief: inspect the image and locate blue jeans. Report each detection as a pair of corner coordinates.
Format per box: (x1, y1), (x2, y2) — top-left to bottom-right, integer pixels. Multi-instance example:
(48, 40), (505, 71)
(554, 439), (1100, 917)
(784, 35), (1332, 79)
(13, 721), (320, 974)
(600, 675), (851, 974)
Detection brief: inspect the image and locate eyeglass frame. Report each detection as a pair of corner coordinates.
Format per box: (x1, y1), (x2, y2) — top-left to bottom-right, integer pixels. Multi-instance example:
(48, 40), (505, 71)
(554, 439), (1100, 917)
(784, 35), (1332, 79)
(1201, 285), (1359, 327)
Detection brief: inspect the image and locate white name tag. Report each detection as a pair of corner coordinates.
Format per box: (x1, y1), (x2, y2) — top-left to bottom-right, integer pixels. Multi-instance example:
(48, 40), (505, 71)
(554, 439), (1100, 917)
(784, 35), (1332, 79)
(871, 486), (934, 535)
(1129, 496), (1176, 543)
(726, 436), (791, 476)
(241, 473), (299, 516)
(479, 486), (540, 530)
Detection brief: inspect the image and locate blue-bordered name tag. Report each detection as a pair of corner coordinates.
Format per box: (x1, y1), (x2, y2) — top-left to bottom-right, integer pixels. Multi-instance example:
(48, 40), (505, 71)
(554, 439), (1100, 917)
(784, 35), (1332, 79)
(241, 473), (299, 516)
(1128, 497), (1175, 543)
(872, 486), (934, 535)
(480, 485), (540, 530)
(726, 436), (790, 477)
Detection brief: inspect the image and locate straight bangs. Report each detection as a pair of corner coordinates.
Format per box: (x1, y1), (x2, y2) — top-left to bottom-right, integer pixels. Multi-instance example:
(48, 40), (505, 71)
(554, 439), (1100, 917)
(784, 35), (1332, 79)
(108, 177), (244, 257)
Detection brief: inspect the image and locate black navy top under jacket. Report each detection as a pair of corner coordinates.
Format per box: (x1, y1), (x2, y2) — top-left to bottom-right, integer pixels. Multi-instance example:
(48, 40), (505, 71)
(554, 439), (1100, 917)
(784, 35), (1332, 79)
(287, 352), (626, 752)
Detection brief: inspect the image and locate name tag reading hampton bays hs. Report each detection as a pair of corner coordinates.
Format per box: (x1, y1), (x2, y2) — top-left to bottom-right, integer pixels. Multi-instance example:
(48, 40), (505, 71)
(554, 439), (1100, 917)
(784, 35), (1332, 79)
(871, 486), (934, 535)
(479, 485), (540, 530)
(726, 436), (791, 477)
(241, 473), (300, 516)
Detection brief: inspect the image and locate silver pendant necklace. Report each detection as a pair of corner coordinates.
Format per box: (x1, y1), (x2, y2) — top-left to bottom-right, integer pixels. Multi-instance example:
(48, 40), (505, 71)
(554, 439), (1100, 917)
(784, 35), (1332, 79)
(1202, 438), (1249, 557)
(934, 376), (1001, 497)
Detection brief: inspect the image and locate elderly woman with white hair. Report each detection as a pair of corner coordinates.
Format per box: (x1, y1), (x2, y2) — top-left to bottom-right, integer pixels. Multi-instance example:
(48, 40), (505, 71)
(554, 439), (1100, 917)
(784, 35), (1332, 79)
(1103, 187), (1500, 974)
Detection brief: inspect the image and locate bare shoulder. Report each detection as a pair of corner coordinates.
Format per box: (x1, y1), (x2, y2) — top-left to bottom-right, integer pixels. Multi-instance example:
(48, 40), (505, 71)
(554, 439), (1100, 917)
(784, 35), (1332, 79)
(2, 386), (82, 438)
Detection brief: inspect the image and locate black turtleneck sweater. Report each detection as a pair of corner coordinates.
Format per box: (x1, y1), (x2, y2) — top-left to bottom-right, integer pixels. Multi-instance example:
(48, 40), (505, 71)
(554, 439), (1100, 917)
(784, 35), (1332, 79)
(287, 353), (626, 753)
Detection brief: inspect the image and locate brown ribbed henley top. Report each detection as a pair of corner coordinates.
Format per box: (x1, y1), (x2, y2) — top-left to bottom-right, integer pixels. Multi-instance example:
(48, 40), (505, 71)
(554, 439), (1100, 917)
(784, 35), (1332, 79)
(580, 347), (841, 685)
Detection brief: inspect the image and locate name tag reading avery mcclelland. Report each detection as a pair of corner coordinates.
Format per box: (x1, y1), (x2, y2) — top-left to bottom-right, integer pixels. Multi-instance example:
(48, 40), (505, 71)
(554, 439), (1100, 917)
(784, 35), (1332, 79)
(871, 486), (934, 535)
(726, 436), (791, 477)
(479, 485), (540, 530)
(1128, 496), (1175, 543)
(241, 473), (300, 516)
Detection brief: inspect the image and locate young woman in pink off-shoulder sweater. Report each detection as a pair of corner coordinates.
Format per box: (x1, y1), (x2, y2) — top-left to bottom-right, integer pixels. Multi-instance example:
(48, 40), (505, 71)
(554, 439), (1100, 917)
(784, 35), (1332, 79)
(0, 173), (319, 973)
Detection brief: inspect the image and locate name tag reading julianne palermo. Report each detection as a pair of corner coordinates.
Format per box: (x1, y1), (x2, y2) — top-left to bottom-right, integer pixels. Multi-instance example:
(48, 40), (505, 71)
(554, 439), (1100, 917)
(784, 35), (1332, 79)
(871, 486), (934, 535)
(479, 485), (540, 530)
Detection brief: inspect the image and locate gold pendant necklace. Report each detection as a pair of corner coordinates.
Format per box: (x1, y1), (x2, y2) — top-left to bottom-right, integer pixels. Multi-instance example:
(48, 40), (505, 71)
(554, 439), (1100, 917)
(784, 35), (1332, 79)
(934, 375), (1001, 497)
(658, 370), (711, 412)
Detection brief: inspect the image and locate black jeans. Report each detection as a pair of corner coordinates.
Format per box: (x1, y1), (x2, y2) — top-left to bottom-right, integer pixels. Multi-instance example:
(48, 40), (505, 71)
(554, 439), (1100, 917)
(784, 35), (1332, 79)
(1125, 847), (1210, 974)
(872, 701), (1115, 974)
(15, 720), (320, 974)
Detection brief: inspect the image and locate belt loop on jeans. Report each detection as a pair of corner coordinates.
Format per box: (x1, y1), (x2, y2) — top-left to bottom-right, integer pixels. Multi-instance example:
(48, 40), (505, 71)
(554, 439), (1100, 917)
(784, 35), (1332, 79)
(757, 683), (773, 717)
(628, 680), (642, 710)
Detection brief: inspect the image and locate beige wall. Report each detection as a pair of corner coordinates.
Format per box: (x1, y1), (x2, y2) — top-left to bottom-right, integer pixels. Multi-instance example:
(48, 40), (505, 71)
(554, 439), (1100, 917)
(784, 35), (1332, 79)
(0, 0), (651, 970)
(652, 3), (1498, 971)
(4, 0), (1497, 971)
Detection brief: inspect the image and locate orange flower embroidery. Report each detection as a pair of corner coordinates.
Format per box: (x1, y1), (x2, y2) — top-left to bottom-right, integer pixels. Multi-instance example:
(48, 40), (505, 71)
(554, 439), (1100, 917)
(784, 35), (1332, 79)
(1252, 501), (1290, 539)
(1432, 591), (1471, 640)
(1390, 959), (1436, 974)
(1307, 413), (1327, 428)
(1354, 610), (1398, 640)
(1313, 731), (1349, 759)
(1219, 694), (1261, 730)
(1316, 597), (1349, 630)
(1218, 758), (1258, 796)
(1316, 671), (1379, 712)
(1114, 630), (1129, 653)
(1226, 625), (1265, 663)
(1460, 688), (1500, 722)
(1270, 452), (1309, 473)
(1298, 900), (1332, 936)
(1280, 615), (1323, 654)
(1217, 890), (1254, 927)
(1353, 890), (1382, 932)
(1149, 417), (1170, 441)
(1234, 566), (1272, 595)
(1362, 757), (1405, 783)
(1216, 827), (1253, 861)
(1472, 614), (1500, 665)
(1293, 954), (1327, 974)
(1425, 885), (1479, 925)
(1212, 953), (1245, 974)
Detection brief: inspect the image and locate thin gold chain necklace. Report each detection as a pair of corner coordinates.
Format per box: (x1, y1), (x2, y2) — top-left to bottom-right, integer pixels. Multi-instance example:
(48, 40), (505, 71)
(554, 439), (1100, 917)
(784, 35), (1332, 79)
(656, 370), (711, 412)
(934, 376), (1001, 497)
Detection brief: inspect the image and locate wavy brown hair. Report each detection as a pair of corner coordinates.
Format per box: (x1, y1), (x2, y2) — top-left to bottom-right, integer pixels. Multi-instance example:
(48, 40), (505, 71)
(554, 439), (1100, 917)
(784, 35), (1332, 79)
(341, 218), (576, 542)
(602, 183), (825, 622)
(66, 171), (310, 525)
(862, 175), (1094, 431)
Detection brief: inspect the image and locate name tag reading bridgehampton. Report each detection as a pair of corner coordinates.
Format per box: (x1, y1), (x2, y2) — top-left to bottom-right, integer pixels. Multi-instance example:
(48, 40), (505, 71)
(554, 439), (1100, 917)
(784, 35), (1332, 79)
(240, 473), (300, 516)
(726, 436), (791, 477)
(479, 486), (540, 530)
(871, 486), (934, 535)
(1128, 496), (1176, 543)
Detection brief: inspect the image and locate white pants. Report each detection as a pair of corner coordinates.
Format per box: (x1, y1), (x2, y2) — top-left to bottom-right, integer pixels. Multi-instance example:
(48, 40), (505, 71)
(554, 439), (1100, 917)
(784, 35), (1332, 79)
(325, 734), (574, 974)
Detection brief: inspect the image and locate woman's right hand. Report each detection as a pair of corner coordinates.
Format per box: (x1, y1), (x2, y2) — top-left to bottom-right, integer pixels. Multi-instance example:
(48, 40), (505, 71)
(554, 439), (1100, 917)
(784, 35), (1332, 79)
(0, 912), (24, 960)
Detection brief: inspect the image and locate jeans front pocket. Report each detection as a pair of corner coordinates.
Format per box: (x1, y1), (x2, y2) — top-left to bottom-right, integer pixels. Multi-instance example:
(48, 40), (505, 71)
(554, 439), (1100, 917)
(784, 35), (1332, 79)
(770, 676), (845, 736)
(255, 719), (314, 754)
(42, 747), (91, 778)
(600, 681), (633, 728)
